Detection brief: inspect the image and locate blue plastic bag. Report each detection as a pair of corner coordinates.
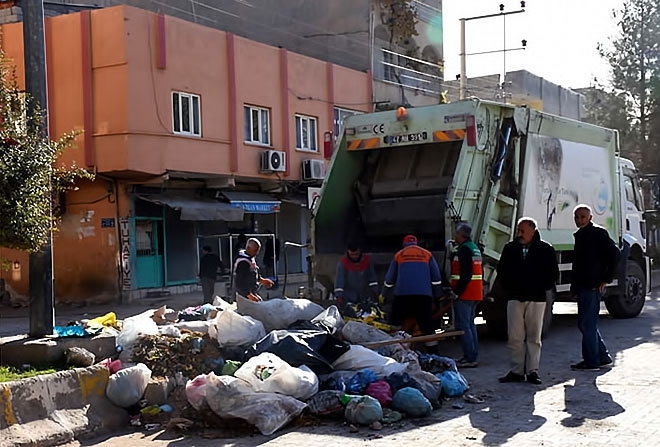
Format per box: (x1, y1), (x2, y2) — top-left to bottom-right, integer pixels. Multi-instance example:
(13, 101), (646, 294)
(53, 325), (87, 338)
(391, 387), (432, 417)
(436, 370), (470, 397)
(347, 369), (378, 394)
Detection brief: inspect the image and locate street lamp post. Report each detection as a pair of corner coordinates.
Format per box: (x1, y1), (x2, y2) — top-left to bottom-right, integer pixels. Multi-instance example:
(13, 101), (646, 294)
(459, 2), (526, 100)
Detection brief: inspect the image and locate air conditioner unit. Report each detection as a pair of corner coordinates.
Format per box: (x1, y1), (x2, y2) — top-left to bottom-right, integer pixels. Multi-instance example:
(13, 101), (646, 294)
(260, 150), (286, 172)
(302, 159), (325, 181)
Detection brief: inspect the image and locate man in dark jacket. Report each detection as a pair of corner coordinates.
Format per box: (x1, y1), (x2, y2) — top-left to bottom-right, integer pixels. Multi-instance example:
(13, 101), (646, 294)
(497, 217), (559, 384)
(199, 245), (222, 304)
(382, 234), (443, 351)
(334, 241), (379, 310)
(570, 204), (620, 371)
(233, 238), (274, 302)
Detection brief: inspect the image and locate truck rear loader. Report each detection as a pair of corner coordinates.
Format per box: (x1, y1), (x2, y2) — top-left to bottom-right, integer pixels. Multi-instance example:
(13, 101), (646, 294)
(310, 99), (649, 336)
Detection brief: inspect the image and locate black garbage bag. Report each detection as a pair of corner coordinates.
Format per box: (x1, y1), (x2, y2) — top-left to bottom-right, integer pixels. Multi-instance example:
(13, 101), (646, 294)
(244, 329), (350, 375)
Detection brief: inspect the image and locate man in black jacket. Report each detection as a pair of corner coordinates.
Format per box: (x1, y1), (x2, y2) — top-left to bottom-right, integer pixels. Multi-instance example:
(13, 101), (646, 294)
(570, 204), (620, 371)
(199, 246), (222, 304)
(497, 217), (559, 385)
(233, 238), (274, 302)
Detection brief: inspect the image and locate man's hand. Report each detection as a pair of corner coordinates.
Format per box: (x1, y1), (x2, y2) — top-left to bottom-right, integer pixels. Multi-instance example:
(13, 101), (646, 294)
(247, 293), (262, 302)
(336, 296), (345, 308)
(260, 278), (274, 289)
(598, 282), (607, 294)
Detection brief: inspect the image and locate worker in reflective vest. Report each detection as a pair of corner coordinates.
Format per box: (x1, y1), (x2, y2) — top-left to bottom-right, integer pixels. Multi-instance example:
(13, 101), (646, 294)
(382, 234), (443, 352)
(449, 222), (483, 368)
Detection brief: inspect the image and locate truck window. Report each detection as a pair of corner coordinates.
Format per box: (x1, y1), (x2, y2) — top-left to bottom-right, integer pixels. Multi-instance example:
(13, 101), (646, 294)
(624, 174), (643, 211)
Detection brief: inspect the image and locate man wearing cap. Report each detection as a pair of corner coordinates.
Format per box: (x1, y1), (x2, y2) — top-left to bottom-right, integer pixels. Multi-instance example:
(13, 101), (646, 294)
(382, 234), (443, 351)
(334, 241), (379, 311)
(450, 222), (483, 368)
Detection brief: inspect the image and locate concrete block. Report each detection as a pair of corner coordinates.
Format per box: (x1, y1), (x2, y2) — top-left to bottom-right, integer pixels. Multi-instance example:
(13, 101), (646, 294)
(0, 333), (116, 368)
(0, 365), (127, 446)
(143, 377), (170, 405)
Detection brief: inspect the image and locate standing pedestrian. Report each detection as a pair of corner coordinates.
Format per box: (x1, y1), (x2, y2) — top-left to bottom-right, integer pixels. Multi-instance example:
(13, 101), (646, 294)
(497, 217), (559, 384)
(570, 204), (620, 370)
(382, 234), (443, 352)
(262, 230), (280, 277)
(199, 245), (222, 304)
(449, 222), (483, 368)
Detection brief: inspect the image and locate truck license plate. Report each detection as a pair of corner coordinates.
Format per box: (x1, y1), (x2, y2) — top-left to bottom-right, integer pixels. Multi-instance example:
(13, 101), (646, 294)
(385, 132), (428, 144)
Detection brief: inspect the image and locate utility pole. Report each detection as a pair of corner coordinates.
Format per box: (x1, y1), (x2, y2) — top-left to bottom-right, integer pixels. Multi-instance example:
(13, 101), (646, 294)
(22, 0), (54, 338)
(458, 2), (526, 100)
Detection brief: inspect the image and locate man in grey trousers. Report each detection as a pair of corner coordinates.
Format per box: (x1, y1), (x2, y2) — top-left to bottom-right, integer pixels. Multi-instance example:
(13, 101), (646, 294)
(496, 217), (559, 385)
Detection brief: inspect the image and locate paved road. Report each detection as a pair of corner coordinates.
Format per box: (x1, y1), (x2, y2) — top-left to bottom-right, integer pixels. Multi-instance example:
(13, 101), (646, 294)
(60, 289), (660, 447)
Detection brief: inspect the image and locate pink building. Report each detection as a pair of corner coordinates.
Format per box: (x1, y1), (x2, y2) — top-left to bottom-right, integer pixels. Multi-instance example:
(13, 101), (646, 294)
(0, 5), (372, 303)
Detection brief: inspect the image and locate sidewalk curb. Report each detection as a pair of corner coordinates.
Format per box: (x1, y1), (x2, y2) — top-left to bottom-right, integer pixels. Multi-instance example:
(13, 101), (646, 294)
(0, 365), (127, 447)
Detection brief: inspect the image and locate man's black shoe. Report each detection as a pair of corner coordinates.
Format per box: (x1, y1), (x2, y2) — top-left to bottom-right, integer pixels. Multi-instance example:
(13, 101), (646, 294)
(526, 372), (542, 385)
(498, 371), (525, 383)
(570, 361), (600, 371)
(600, 356), (614, 367)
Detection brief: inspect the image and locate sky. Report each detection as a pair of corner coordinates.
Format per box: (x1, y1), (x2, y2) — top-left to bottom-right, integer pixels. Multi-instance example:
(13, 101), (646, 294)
(439, 0), (625, 89)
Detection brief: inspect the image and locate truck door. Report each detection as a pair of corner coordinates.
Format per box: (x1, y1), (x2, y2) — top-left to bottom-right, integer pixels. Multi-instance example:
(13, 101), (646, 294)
(622, 168), (646, 246)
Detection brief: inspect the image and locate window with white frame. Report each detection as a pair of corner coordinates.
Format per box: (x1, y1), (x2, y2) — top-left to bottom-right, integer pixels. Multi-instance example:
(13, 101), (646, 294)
(333, 107), (362, 139)
(244, 105), (271, 145)
(172, 92), (201, 136)
(295, 114), (318, 152)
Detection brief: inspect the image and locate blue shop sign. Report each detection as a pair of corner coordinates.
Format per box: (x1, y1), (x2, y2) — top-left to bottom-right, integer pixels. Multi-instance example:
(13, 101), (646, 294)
(230, 201), (280, 213)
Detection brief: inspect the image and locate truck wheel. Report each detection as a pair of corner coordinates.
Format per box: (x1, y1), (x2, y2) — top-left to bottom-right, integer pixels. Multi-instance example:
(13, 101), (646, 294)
(605, 262), (646, 318)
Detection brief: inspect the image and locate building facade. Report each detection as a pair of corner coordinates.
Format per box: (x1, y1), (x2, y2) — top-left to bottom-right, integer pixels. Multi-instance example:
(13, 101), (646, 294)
(0, 0), (444, 110)
(0, 5), (371, 303)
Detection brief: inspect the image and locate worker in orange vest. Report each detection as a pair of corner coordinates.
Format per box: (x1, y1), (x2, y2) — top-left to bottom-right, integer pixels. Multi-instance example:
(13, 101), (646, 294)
(382, 234), (443, 352)
(449, 222), (483, 368)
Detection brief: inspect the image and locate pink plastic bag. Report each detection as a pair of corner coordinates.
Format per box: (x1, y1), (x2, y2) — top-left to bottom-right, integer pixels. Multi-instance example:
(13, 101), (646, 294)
(99, 358), (123, 374)
(365, 380), (393, 407)
(185, 374), (209, 410)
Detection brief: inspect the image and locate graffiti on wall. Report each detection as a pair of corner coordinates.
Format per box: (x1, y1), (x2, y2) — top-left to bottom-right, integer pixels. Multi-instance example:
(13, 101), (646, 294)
(119, 217), (131, 291)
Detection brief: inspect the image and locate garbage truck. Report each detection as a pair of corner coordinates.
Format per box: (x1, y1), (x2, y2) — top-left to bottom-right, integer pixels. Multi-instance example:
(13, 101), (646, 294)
(309, 99), (649, 336)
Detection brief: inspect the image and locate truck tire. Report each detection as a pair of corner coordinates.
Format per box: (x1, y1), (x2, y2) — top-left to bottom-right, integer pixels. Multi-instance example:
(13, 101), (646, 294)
(605, 262), (646, 318)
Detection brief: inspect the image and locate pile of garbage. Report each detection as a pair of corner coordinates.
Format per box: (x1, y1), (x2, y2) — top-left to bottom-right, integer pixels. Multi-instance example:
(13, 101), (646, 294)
(80, 294), (472, 436)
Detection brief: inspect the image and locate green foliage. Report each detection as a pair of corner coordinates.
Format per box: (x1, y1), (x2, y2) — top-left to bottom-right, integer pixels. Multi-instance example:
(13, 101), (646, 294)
(0, 366), (58, 382)
(578, 86), (639, 163)
(380, 0), (418, 44)
(0, 49), (94, 252)
(598, 0), (660, 172)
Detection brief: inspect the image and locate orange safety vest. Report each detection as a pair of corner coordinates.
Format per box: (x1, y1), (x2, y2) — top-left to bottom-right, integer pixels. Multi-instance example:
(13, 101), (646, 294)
(450, 239), (483, 301)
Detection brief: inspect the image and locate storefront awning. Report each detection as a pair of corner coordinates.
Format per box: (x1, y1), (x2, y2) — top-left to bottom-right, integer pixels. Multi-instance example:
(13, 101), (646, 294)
(136, 193), (245, 221)
(222, 191), (281, 214)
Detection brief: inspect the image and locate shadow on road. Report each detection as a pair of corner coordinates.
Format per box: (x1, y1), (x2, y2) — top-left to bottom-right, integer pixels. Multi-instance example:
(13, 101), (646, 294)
(561, 367), (624, 427)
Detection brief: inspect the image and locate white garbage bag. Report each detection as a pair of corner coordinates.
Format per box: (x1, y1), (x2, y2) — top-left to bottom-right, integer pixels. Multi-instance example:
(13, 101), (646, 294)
(236, 294), (324, 332)
(106, 363), (152, 408)
(213, 308), (265, 348)
(116, 312), (159, 350)
(205, 373), (307, 436)
(331, 345), (407, 377)
(234, 352), (319, 401)
(341, 320), (396, 344)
